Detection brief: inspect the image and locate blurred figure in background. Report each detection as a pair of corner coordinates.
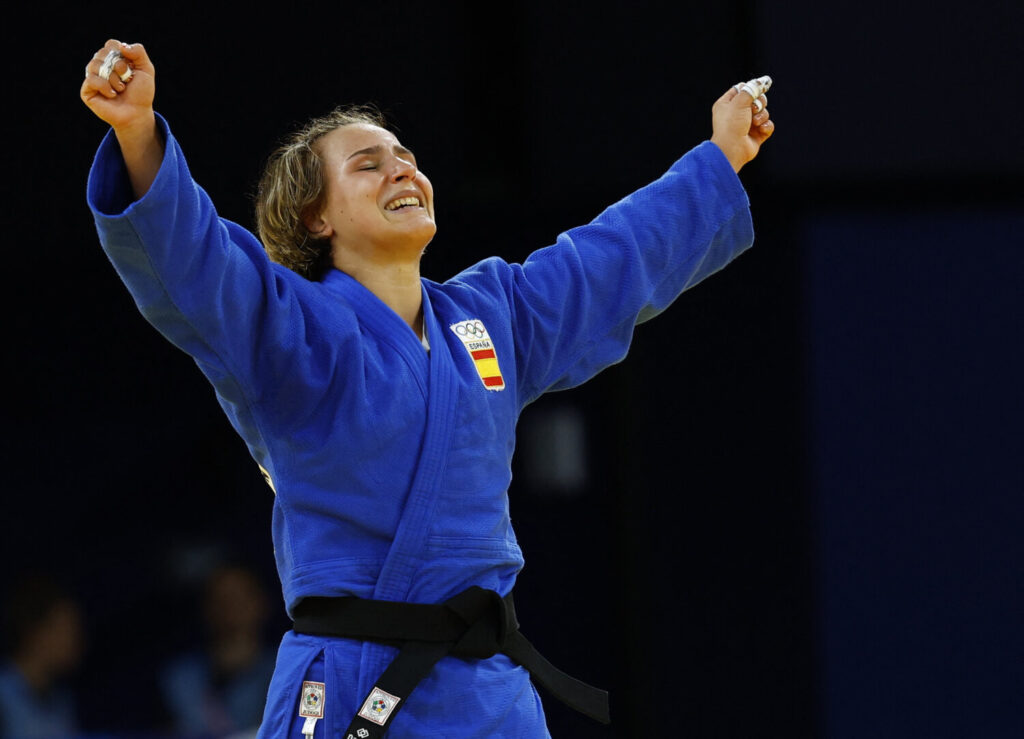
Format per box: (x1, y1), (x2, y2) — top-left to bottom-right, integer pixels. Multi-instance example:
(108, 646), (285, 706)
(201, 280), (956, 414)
(160, 564), (276, 738)
(0, 575), (84, 738)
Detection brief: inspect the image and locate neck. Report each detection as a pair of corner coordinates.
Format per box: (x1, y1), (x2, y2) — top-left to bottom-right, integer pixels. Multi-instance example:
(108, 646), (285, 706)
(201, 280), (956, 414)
(332, 250), (424, 338)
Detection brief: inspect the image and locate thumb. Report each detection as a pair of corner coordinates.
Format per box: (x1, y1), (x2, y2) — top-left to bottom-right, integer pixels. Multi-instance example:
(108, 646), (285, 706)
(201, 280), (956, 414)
(732, 86), (754, 106)
(715, 86), (741, 108)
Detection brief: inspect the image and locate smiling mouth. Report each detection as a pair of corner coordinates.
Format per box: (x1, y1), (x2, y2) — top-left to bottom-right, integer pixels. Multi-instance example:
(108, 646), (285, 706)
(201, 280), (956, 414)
(385, 196), (422, 211)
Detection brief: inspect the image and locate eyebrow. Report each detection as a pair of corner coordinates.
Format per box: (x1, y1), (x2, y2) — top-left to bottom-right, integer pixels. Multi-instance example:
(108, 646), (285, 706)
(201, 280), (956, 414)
(345, 144), (415, 161)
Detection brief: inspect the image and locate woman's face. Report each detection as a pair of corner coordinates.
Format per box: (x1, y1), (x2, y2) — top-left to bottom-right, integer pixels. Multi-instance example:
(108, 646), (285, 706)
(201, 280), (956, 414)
(311, 123), (436, 263)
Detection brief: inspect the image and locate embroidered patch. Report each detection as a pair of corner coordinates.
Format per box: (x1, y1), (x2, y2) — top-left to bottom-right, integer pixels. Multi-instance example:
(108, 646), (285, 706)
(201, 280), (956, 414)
(450, 319), (505, 391)
(358, 686), (401, 726)
(299, 681), (325, 718)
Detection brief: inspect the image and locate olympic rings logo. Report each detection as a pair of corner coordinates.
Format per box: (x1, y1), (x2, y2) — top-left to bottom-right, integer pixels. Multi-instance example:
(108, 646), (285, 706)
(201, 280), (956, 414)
(454, 321), (486, 338)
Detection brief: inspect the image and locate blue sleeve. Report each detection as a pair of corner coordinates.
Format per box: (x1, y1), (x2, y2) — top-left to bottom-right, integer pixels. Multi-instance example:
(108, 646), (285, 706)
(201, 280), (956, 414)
(86, 115), (332, 426)
(502, 141), (755, 402)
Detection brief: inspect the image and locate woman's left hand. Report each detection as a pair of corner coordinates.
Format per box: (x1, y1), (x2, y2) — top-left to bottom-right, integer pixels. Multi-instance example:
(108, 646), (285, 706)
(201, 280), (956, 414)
(710, 82), (775, 173)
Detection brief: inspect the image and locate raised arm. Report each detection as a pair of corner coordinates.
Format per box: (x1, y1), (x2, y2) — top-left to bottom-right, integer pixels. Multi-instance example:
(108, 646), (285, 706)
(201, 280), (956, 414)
(80, 40), (343, 434)
(490, 81), (776, 402)
(81, 40), (162, 199)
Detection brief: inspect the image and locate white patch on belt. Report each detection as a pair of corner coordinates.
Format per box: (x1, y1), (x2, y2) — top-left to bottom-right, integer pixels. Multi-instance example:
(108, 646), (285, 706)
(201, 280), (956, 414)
(358, 686), (401, 726)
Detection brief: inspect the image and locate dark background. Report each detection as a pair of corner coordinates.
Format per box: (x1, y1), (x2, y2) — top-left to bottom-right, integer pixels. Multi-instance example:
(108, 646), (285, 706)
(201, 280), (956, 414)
(3, 1), (1022, 736)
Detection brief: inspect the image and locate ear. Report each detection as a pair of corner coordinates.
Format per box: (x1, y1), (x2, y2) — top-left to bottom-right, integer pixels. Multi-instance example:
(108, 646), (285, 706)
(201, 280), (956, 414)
(303, 208), (333, 240)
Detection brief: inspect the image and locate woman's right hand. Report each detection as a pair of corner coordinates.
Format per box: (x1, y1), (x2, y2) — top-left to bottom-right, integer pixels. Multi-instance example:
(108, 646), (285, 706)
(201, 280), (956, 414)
(81, 40), (163, 199)
(81, 40), (155, 134)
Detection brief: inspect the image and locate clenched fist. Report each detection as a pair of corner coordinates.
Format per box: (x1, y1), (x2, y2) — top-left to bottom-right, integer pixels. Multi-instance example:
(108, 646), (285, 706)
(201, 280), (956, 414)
(81, 39), (162, 199)
(81, 40), (156, 133)
(710, 80), (776, 173)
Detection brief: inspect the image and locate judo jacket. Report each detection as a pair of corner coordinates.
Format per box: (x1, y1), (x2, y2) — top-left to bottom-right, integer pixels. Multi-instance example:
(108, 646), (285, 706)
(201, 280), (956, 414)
(87, 114), (755, 737)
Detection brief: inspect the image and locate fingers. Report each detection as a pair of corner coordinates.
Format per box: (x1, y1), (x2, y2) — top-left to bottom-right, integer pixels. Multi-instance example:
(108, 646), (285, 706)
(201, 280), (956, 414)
(87, 40), (123, 73)
(84, 40), (148, 82)
(750, 121), (774, 147)
(728, 77), (773, 134)
(725, 88), (773, 140)
(711, 76), (776, 170)
(731, 75), (771, 112)
(753, 100), (774, 133)
(82, 67), (123, 100)
(716, 86), (740, 106)
(81, 38), (157, 133)
(733, 76), (772, 100)
(82, 39), (148, 102)
(117, 41), (153, 75)
(752, 105), (774, 143)
(729, 86), (766, 111)
(83, 41), (126, 97)
(720, 89), (768, 123)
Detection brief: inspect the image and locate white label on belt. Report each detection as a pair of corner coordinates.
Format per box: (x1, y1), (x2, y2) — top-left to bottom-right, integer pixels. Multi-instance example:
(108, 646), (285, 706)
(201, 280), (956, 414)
(357, 686), (401, 726)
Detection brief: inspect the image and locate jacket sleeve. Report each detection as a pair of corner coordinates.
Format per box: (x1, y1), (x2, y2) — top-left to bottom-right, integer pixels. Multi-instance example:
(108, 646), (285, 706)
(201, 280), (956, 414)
(502, 140), (755, 404)
(86, 114), (333, 425)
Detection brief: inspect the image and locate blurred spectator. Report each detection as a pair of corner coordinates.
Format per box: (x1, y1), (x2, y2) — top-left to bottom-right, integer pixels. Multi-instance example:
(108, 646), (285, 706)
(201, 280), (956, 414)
(159, 564), (276, 738)
(0, 575), (84, 738)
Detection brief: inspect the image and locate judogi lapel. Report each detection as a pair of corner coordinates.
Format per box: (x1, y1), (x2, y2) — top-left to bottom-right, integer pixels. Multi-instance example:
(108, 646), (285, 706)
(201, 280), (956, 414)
(358, 286), (459, 697)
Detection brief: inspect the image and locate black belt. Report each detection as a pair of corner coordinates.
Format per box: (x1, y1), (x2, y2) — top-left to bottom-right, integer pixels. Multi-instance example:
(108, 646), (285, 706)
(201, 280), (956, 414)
(292, 586), (610, 737)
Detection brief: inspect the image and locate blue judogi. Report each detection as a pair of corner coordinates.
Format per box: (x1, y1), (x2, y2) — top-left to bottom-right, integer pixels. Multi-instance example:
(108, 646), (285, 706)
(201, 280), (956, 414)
(88, 114), (753, 737)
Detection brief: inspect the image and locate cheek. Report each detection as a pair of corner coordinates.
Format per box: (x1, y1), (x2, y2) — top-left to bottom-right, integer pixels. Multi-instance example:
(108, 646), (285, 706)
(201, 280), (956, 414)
(419, 180), (435, 213)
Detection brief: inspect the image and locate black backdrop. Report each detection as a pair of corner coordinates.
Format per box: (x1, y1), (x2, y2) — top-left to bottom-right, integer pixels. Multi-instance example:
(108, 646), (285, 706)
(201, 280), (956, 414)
(2, 2), (1021, 736)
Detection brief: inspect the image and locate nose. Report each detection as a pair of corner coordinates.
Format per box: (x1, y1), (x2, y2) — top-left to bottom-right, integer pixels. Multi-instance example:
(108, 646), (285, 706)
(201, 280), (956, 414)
(390, 155), (417, 183)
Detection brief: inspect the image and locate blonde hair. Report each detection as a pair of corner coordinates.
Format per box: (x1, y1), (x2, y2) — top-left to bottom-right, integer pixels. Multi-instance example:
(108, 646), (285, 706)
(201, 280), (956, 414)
(255, 105), (388, 280)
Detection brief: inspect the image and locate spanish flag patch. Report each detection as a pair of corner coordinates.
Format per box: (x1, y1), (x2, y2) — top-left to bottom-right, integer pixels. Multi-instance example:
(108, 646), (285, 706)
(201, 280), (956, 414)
(450, 319), (505, 391)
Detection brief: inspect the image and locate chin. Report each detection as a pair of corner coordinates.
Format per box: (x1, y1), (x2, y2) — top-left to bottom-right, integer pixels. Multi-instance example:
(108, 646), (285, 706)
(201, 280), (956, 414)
(388, 226), (436, 258)
(410, 221), (438, 245)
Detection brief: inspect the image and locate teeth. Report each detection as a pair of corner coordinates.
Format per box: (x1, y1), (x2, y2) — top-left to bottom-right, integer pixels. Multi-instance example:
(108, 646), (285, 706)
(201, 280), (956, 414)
(386, 196), (421, 211)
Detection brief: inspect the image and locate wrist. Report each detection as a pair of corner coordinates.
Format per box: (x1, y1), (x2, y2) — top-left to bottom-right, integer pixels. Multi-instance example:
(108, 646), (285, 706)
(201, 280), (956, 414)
(113, 112), (164, 200)
(114, 112), (159, 157)
(709, 137), (745, 174)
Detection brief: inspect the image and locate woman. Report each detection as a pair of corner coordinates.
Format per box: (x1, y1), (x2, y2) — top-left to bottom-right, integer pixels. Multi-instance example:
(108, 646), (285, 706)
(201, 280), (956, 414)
(82, 39), (774, 738)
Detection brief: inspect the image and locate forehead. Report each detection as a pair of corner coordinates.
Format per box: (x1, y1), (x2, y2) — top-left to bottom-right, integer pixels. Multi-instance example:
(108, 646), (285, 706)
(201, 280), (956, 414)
(317, 123), (403, 160)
